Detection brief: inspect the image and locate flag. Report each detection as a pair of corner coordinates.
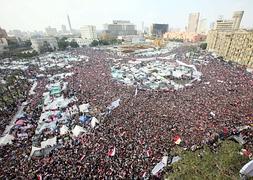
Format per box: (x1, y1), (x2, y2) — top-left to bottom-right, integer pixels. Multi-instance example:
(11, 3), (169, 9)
(142, 171), (147, 178)
(108, 147), (116, 157)
(37, 175), (42, 180)
(146, 148), (152, 157)
(173, 135), (182, 145)
(80, 155), (85, 161)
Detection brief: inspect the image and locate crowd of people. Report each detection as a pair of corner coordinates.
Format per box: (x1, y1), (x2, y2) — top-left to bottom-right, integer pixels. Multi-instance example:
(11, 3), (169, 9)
(0, 46), (252, 179)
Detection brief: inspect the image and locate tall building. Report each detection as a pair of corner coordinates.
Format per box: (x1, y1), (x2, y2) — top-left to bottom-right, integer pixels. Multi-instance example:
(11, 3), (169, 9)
(197, 18), (207, 34)
(103, 20), (137, 37)
(67, 15), (72, 33)
(0, 27), (8, 38)
(187, 13), (200, 33)
(45, 26), (58, 36)
(150, 24), (168, 37)
(80, 25), (97, 40)
(0, 38), (8, 54)
(214, 11), (244, 32)
(232, 11), (244, 30)
(61, 25), (67, 33)
(207, 30), (253, 68)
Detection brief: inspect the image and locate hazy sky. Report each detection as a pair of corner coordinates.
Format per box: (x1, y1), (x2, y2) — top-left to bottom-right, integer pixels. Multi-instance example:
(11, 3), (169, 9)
(1, 0), (253, 31)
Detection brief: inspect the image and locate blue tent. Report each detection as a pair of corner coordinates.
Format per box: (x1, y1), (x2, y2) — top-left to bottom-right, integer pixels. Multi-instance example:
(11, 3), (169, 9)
(79, 115), (92, 123)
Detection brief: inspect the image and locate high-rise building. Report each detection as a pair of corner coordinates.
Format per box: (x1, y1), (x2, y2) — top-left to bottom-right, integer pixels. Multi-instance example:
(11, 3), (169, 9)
(213, 11), (244, 32)
(187, 13), (200, 33)
(67, 15), (72, 33)
(80, 25), (97, 40)
(197, 18), (207, 34)
(0, 27), (8, 38)
(0, 38), (8, 54)
(103, 20), (137, 37)
(150, 24), (168, 37)
(45, 26), (57, 36)
(232, 11), (244, 30)
(61, 25), (67, 33)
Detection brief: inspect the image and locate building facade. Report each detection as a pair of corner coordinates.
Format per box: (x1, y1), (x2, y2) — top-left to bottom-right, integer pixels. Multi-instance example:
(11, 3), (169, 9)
(80, 25), (97, 40)
(187, 13), (200, 33)
(31, 36), (58, 52)
(232, 11), (244, 30)
(0, 27), (8, 38)
(150, 24), (168, 37)
(45, 26), (58, 36)
(198, 18), (207, 34)
(213, 11), (244, 32)
(67, 38), (89, 47)
(0, 38), (8, 54)
(207, 30), (253, 68)
(164, 32), (206, 43)
(103, 20), (137, 37)
(214, 20), (234, 31)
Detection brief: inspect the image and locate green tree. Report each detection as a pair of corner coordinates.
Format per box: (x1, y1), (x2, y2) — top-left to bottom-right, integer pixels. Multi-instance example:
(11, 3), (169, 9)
(57, 37), (69, 50)
(200, 43), (207, 50)
(40, 41), (53, 53)
(69, 40), (79, 48)
(90, 40), (99, 47)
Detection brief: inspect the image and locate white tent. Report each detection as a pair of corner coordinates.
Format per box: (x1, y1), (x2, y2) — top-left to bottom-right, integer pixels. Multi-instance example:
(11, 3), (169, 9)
(91, 117), (99, 128)
(240, 160), (253, 177)
(151, 162), (165, 175)
(72, 125), (86, 137)
(79, 103), (90, 113)
(30, 146), (42, 157)
(41, 136), (57, 148)
(60, 125), (69, 135)
(107, 99), (120, 111)
(0, 134), (14, 146)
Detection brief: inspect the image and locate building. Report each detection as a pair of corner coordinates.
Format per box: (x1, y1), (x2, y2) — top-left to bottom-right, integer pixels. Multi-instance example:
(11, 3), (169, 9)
(103, 20), (137, 37)
(207, 30), (253, 68)
(31, 36), (58, 52)
(80, 25), (97, 41)
(164, 32), (206, 43)
(61, 25), (67, 33)
(45, 26), (58, 36)
(213, 11), (244, 31)
(117, 35), (145, 44)
(66, 38), (89, 47)
(0, 27), (8, 38)
(232, 11), (244, 30)
(214, 20), (234, 31)
(198, 19), (207, 34)
(187, 13), (200, 33)
(0, 38), (8, 54)
(150, 24), (168, 37)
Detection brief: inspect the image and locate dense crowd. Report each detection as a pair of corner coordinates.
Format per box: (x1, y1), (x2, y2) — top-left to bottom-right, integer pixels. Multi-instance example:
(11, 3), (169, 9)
(0, 46), (252, 179)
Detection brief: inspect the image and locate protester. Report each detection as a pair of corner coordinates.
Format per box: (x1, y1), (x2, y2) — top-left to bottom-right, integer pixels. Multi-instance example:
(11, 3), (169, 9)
(0, 46), (252, 179)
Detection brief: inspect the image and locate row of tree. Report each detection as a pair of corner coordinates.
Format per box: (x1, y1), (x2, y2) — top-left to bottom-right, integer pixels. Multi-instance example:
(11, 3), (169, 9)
(0, 70), (30, 110)
(90, 39), (123, 47)
(57, 37), (79, 51)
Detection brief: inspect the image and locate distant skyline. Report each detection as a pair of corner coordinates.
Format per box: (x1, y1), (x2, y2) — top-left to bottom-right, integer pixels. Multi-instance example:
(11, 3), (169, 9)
(1, 0), (253, 32)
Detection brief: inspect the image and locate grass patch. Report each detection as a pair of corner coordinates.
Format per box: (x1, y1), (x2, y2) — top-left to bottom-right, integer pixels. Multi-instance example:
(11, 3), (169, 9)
(166, 141), (250, 180)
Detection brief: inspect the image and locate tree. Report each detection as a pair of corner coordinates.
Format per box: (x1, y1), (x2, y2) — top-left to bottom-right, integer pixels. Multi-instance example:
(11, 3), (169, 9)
(69, 40), (79, 48)
(90, 40), (99, 47)
(57, 37), (69, 50)
(40, 41), (53, 53)
(200, 43), (207, 50)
